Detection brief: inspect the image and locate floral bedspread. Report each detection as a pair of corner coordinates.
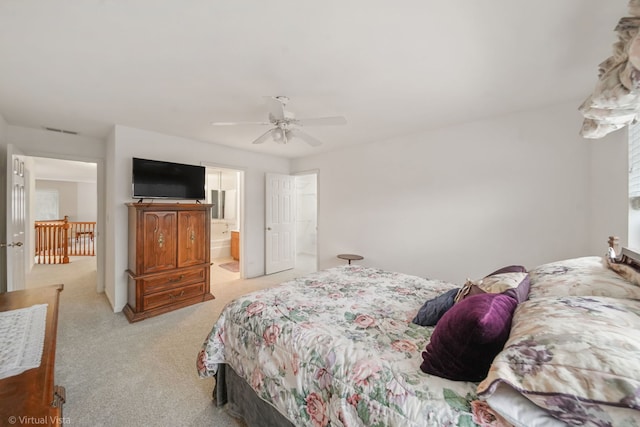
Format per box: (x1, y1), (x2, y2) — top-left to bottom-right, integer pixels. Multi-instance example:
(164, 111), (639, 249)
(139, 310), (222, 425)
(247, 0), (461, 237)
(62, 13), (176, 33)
(198, 265), (482, 427)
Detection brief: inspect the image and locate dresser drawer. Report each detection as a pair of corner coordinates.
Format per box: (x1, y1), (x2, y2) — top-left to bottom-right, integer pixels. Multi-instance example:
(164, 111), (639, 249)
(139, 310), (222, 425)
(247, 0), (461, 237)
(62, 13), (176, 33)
(141, 268), (206, 294)
(143, 282), (205, 311)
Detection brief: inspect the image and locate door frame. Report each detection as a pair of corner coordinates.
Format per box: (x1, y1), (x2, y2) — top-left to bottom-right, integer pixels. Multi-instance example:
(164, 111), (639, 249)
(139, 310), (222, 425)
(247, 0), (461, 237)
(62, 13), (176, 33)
(201, 162), (246, 279)
(293, 169), (319, 273)
(11, 151), (105, 294)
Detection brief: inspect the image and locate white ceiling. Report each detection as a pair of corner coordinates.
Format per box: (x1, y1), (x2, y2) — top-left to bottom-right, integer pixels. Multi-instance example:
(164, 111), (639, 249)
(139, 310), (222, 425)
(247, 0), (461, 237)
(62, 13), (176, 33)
(0, 1), (628, 159)
(32, 157), (97, 183)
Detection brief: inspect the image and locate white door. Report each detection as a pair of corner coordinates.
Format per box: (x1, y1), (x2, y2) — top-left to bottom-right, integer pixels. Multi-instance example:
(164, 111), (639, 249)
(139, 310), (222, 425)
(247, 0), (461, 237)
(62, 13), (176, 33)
(5, 144), (27, 291)
(265, 173), (295, 274)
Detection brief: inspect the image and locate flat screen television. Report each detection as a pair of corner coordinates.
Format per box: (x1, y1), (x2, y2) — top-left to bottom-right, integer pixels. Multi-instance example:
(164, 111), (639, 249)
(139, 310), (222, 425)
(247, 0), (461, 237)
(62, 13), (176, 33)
(132, 157), (206, 200)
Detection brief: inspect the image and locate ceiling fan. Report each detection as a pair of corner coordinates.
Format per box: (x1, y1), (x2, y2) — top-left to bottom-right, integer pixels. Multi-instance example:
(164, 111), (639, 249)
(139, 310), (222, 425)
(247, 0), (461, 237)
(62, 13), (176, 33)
(210, 96), (347, 147)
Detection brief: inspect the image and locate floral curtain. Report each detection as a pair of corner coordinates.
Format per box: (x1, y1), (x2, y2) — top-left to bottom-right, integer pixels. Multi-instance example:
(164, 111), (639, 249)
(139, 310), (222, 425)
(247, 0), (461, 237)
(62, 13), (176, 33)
(580, 1), (640, 138)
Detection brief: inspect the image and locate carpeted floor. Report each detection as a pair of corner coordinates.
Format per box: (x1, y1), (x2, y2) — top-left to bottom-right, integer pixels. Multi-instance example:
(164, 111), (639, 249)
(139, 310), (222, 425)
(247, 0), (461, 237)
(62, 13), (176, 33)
(25, 257), (314, 427)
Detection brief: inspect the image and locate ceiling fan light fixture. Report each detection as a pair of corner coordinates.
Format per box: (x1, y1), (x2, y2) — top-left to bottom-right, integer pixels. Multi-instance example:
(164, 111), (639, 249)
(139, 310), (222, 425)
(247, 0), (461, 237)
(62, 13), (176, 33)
(218, 96), (346, 147)
(272, 128), (284, 141)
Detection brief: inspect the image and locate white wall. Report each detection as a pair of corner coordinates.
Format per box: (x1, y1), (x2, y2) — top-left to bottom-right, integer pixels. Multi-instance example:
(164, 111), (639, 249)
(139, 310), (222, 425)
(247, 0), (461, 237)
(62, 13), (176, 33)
(589, 130), (629, 253)
(292, 102), (598, 285)
(77, 182), (97, 222)
(0, 114), (7, 292)
(0, 110), (631, 309)
(36, 180), (78, 219)
(8, 126), (106, 160)
(104, 127), (116, 306)
(33, 180), (97, 222)
(107, 125), (289, 312)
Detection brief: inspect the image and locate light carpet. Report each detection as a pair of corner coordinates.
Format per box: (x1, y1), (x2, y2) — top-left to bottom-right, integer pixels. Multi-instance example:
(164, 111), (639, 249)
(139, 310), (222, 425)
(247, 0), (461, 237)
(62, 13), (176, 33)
(25, 257), (310, 427)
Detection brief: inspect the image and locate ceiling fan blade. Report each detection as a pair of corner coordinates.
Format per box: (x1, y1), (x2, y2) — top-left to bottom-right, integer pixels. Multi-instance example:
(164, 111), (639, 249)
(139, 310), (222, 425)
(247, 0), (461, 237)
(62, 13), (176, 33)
(251, 129), (275, 144)
(294, 116), (347, 126)
(265, 96), (286, 122)
(211, 121), (270, 126)
(288, 128), (323, 147)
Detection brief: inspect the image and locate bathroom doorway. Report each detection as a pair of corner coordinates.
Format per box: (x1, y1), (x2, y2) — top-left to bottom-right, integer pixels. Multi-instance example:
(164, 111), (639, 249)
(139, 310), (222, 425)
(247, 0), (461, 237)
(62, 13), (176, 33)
(294, 171), (318, 274)
(207, 167), (243, 285)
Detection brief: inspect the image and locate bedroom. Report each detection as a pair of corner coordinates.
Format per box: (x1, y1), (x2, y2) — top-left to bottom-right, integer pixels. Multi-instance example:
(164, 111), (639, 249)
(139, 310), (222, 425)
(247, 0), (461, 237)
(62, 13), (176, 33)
(0, 0), (631, 301)
(0, 0), (638, 426)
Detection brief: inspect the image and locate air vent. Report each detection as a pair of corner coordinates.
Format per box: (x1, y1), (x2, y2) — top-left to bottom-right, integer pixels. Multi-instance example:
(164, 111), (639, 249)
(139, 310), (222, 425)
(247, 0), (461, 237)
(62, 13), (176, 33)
(43, 126), (79, 135)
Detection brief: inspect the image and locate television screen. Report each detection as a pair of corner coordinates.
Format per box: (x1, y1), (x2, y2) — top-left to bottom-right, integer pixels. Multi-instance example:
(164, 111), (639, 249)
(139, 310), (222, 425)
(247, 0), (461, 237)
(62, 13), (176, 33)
(132, 157), (205, 200)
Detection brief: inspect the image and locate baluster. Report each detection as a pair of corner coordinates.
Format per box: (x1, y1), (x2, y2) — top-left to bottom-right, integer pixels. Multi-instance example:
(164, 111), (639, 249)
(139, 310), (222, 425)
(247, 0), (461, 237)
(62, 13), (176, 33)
(79, 223), (83, 255)
(63, 221), (69, 263)
(55, 226), (59, 264)
(40, 225), (44, 264)
(50, 226), (55, 264)
(71, 222), (76, 256)
(57, 225), (61, 263)
(44, 226), (48, 264)
(47, 225), (51, 264)
(36, 225), (40, 264)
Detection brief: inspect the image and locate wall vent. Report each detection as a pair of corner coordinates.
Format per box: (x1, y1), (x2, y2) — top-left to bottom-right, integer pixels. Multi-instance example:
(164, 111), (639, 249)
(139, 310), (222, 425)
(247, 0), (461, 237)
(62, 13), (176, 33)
(43, 126), (79, 135)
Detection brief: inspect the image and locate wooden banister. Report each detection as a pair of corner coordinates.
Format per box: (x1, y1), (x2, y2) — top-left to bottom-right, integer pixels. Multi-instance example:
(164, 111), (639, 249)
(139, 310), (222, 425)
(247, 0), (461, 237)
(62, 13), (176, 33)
(35, 216), (96, 264)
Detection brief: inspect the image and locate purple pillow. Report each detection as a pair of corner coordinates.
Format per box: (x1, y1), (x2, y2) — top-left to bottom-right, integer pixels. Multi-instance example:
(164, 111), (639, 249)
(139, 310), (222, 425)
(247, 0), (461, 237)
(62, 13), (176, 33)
(500, 274), (531, 303)
(420, 292), (517, 382)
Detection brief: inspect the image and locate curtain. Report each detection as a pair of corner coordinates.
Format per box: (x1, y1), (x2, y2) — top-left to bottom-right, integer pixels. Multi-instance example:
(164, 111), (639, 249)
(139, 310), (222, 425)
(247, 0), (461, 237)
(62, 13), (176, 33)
(580, 1), (640, 138)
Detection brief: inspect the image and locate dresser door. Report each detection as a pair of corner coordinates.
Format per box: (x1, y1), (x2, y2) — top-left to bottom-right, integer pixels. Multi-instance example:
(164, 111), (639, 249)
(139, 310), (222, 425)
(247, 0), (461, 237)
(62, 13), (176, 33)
(142, 211), (177, 273)
(177, 210), (207, 267)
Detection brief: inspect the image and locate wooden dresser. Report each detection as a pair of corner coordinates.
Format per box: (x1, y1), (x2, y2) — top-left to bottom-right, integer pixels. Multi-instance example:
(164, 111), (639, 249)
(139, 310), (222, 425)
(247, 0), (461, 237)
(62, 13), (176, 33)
(0, 284), (65, 426)
(124, 203), (214, 322)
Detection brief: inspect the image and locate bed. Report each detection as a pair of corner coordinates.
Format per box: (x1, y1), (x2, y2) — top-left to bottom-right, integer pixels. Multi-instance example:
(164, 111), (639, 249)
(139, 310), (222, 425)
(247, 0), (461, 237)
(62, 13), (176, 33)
(197, 244), (640, 426)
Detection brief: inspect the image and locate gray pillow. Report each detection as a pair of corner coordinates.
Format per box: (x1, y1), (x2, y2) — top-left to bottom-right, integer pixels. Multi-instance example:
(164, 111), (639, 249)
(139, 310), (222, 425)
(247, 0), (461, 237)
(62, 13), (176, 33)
(412, 288), (459, 326)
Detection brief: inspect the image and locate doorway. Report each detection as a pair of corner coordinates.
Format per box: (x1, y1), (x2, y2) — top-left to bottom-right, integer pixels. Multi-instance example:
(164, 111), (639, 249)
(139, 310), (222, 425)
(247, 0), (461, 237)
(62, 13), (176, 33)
(264, 171), (318, 276)
(294, 172), (318, 274)
(207, 166), (243, 285)
(22, 156), (100, 291)
(295, 172), (318, 273)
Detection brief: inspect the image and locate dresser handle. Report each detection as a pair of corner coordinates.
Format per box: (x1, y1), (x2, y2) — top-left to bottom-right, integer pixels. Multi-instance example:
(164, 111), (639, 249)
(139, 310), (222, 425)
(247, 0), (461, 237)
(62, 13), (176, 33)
(169, 290), (186, 300)
(190, 230), (196, 242)
(53, 385), (66, 407)
(158, 232), (164, 248)
(168, 274), (184, 283)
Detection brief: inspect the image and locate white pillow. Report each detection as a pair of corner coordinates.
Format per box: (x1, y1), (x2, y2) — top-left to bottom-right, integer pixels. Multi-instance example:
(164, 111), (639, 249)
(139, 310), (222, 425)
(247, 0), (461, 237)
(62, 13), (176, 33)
(485, 383), (566, 427)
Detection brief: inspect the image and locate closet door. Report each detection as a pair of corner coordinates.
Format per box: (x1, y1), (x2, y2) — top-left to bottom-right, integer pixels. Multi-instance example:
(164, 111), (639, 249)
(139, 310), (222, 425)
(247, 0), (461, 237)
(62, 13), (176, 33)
(177, 210), (207, 267)
(142, 211), (177, 273)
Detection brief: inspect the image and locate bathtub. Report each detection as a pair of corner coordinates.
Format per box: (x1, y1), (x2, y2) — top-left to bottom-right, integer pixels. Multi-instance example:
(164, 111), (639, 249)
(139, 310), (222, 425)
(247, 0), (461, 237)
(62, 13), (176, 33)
(211, 221), (231, 259)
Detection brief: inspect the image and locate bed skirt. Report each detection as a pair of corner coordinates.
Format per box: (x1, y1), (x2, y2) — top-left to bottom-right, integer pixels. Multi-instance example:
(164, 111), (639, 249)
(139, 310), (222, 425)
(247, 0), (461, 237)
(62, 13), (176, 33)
(214, 363), (295, 427)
